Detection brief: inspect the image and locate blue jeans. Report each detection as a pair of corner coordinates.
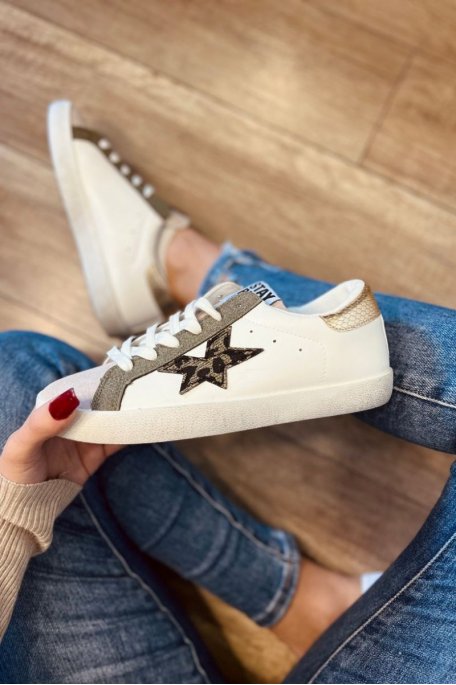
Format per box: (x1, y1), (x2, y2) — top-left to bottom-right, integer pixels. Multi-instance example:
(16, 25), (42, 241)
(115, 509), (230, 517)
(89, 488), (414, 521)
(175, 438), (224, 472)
(0, 246), (455, 683)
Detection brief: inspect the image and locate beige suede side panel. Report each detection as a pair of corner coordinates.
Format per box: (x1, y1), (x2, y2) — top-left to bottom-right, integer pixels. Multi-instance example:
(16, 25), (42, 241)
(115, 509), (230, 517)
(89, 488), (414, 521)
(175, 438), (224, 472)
(92, 291), (261, 411)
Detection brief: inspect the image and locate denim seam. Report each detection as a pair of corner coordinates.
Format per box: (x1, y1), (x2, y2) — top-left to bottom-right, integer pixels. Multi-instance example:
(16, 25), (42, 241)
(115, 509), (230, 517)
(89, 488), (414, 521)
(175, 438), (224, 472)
(251, 539), (301, 627)
(79, 493), (211, 685)
(393, 385), (456, 410)
(155, 443), (293, 563)
(308, 530), (456, 683)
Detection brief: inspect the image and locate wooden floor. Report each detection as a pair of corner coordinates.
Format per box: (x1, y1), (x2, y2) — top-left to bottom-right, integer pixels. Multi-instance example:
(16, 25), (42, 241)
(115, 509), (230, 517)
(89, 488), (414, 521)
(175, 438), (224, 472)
(1, 1), (455, 682)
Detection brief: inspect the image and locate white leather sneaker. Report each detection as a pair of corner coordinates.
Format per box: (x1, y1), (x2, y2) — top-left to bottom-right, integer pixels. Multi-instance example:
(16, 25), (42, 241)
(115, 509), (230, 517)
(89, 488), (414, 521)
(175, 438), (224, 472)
(36, 279), (393, 444)
(47, 100), (189, 337)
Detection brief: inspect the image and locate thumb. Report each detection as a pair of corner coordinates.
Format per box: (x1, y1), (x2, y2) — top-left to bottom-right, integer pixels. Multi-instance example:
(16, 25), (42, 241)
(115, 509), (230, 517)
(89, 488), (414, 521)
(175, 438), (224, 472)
(4, 388), (80, 462)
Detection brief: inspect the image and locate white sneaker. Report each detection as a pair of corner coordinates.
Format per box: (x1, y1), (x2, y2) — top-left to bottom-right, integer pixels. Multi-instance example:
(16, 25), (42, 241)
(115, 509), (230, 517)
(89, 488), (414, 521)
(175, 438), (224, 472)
(47, 100), (189, 337)
(36, 279), (393, 444)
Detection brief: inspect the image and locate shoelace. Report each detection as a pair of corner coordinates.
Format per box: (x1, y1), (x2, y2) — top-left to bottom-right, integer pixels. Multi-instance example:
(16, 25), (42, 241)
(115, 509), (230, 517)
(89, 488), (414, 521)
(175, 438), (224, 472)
(107, 296), (222, 372)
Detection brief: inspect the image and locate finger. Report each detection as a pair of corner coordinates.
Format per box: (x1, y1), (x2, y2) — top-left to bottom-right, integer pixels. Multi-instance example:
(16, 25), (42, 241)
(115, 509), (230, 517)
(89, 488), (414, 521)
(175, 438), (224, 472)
(4, 388), (80, 462)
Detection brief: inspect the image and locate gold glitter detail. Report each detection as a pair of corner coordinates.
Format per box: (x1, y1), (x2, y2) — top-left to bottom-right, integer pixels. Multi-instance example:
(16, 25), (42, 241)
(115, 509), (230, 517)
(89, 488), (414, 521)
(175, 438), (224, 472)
(322, 285), (380, 331)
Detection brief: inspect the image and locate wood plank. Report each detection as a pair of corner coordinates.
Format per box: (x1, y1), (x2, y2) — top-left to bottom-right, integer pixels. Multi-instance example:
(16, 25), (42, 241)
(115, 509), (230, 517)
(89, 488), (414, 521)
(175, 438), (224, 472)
(10, 0), (409, 161)
(364, 52), (456, 209)
(0, 4), (454, 309)
(0, 143), (114, 356)
(311, 0), (456, 62)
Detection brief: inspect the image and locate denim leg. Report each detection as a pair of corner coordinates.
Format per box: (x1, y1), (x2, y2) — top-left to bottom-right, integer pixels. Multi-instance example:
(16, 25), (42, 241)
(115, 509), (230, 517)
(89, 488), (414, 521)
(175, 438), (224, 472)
(0, 331), (299, 681)
(200, 243), (456, 454)
(1, 493), (223, 684)
(285, 460), (456, 683)
(0, 332), (222, 683)
(0, 330), (94, 450)
(96, 443), (300, 627)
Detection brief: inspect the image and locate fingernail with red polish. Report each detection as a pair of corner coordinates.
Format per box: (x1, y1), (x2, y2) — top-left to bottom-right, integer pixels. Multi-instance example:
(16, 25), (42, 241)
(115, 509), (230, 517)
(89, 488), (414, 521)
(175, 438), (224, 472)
(49, 388), (80, 420)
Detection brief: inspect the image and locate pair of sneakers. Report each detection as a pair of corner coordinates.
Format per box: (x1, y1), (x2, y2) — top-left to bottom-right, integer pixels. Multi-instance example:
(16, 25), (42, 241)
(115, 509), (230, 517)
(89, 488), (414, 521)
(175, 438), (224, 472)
(37, 101), (393, 444)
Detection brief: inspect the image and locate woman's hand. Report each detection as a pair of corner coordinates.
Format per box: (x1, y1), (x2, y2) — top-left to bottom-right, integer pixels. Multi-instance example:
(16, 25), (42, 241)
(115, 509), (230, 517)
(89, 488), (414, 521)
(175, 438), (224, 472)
(0, 388), (121, 485)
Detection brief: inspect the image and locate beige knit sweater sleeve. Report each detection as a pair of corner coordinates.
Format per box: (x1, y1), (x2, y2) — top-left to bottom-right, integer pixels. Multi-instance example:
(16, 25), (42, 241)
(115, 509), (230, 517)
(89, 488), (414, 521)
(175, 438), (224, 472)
(0, 474), (81, 639)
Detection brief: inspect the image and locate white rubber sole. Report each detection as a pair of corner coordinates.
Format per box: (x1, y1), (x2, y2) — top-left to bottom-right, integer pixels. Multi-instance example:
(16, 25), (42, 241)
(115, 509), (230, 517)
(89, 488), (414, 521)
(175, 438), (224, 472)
(47, 100), (132, 336)
(60, 368), (393, 444)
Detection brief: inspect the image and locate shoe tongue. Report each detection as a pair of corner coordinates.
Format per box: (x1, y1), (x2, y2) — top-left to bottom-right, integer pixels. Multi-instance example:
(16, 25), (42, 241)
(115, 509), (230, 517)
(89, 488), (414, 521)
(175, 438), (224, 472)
(204, 280), (284, 309)
(204, 281), (243, 306)
(239, 281), (283, 307)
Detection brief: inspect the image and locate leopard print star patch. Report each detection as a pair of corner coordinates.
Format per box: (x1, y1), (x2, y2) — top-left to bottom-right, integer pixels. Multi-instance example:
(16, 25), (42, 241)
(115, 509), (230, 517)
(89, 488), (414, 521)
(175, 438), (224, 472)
(159, 326), (263, 394)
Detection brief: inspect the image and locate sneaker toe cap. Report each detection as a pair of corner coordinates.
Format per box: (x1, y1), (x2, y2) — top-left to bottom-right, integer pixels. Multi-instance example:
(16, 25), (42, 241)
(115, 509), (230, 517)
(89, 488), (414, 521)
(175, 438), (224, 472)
(36, 364), (112, 411)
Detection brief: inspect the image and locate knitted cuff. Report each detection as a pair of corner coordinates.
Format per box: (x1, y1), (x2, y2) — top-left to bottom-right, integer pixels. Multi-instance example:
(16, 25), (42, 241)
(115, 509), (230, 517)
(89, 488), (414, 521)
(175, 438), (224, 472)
(0, 474), (81, 553)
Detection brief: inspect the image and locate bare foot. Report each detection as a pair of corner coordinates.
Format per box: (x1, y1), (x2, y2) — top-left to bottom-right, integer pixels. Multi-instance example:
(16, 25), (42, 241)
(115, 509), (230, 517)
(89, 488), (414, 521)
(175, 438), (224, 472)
(166, 227), (221, 305)
(271, 558), (361, 657)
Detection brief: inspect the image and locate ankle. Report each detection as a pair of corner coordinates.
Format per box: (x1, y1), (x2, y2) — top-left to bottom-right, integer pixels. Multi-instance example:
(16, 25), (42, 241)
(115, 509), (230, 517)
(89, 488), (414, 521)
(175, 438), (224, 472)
(165, 227), (221, 305)
(271, 559), (360, 657)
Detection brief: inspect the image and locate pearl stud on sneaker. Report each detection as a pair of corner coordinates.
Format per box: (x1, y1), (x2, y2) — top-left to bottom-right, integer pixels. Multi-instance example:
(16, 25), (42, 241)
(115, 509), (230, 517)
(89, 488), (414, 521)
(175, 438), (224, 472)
(47, 100), (190, 336)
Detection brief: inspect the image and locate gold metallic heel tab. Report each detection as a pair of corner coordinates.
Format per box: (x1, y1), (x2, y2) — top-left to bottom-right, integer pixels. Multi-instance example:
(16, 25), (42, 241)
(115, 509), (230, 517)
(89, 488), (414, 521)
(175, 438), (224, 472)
(321, 284), (380, 331)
